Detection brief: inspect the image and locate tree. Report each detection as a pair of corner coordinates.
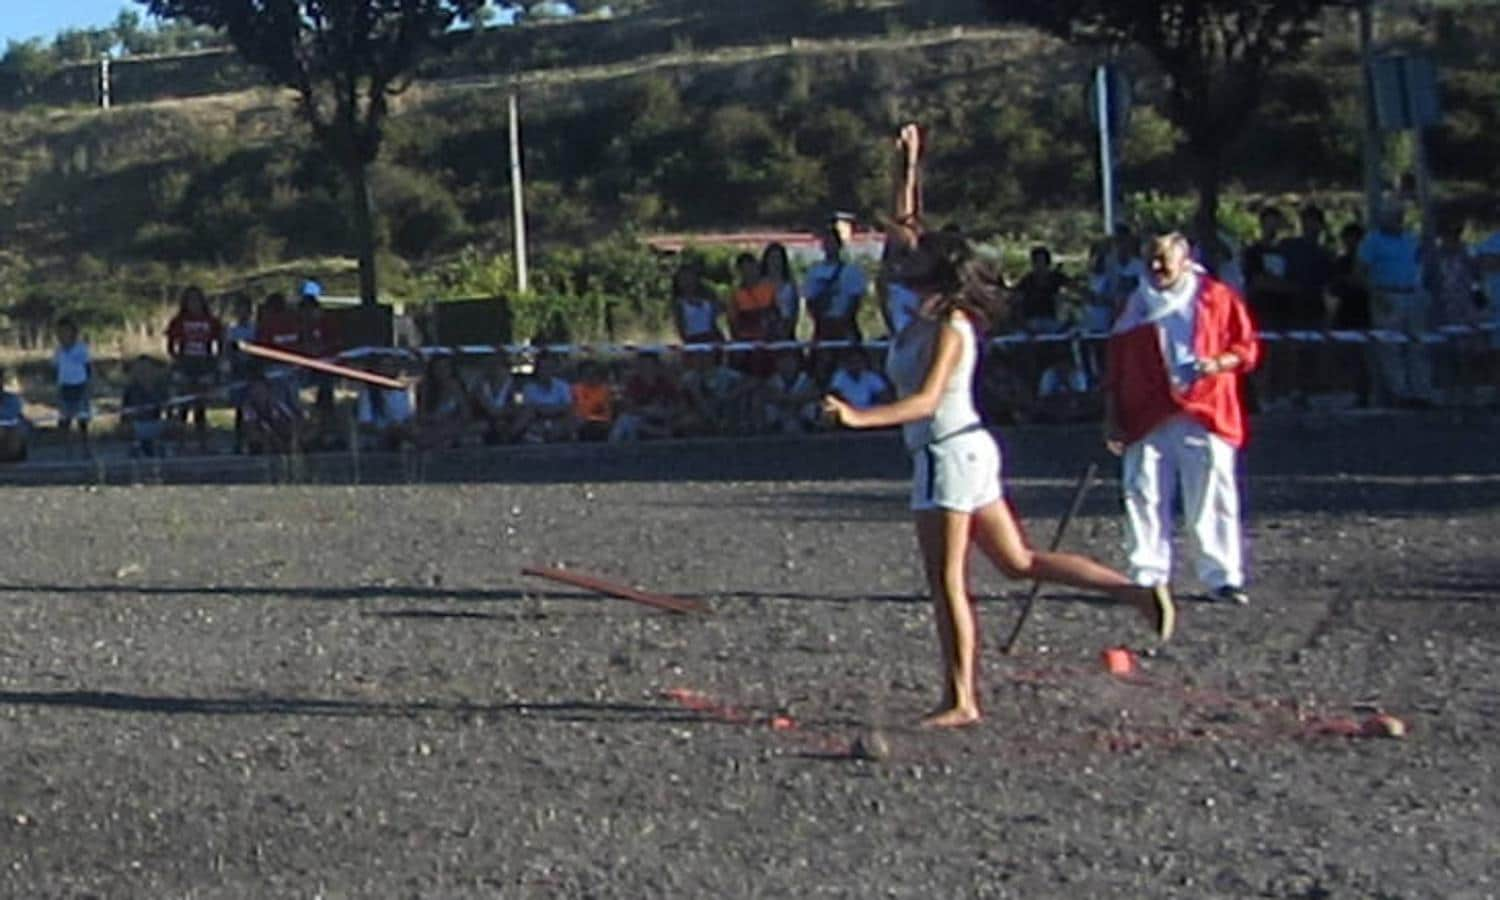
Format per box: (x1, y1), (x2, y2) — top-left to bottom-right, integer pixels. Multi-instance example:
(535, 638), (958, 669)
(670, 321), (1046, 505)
(984, 0), (1352, 231)
(139, 0), (498, 305)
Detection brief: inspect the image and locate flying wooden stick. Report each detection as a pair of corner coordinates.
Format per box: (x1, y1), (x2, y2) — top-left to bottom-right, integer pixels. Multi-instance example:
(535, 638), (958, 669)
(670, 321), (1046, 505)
(521, 566), (707, 615)
(239, 342), (405, 390)
(1001, 463), (1098, 655)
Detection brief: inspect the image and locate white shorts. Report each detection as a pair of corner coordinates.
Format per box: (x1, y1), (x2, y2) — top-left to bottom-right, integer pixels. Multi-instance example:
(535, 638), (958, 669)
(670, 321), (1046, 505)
(910, 429), (1003, 513)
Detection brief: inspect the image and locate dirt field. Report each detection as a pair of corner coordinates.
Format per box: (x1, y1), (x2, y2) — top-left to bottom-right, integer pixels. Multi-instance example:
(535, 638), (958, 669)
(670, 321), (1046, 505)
(2, 411), (1498, 898)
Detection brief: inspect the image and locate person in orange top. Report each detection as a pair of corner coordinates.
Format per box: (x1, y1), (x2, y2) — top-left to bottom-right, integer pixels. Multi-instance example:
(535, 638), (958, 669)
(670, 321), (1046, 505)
(571, 361), (615, 442)
(729, 252), (778, 377)
(1105, 231), (1261, 605)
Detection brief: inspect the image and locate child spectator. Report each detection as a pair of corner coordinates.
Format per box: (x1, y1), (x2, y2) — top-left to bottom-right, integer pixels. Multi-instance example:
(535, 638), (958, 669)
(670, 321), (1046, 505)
(52, 316), (92, 455)
(512, 352), (577, 443)
(828, 347), (892, 410)
(416, 355), (473, 449)
(356, 355), (416, 450)
(469, 352), (518, 445)
(611, 352), (685, 442)
(0, 367), (31, 464)
(761, 243), (800, 340)
(759, 349), (821, 434)
(571, 361), (615, 442)
(166, 285), (223, 454)
(240, 372), (301, 455)
(680, 350), (753, 435)
(671, 265), (723, 346)
(121, 356), (172, 458)
(222, 293), (257, 453)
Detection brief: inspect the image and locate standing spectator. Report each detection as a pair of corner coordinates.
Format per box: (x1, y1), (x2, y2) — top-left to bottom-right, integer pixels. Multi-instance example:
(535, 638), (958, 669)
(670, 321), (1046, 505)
(255, 292), (302, 350)
(803, 226), (868, 344)
(728, 252), (778, 376)
(298, 284), (341, 421)
(1475, 224), (1500, 339)
(166, 285), (223, 454)
(1424, 216), (1484, 403)
(828, 347), (892, 410)
(1278, 204), (1337, 403)
(512, 352), (576, 443)
(759, 349), (821, 434)
(1329, 222), (1374, 406)
(222, 293), (257, 453)
(1106, 231), (1260, 605)
(1016, 246), (1069, 334)
(0, 367), (30, 464)
(571, 361), (615, 442)
(121, 356), (172, 458)
(1358, 202), (1436, 407)
(611, 352), (685, 442)
(671, 265), (723, 347)
(761, 243), (801, 340)
(52, 316), (92, 456)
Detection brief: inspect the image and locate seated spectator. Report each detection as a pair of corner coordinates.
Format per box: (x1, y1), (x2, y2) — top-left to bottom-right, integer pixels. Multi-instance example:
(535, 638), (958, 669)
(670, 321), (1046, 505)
(828, 347), (892, 410)
(680, 349), (754, 435)
(980, 350), (1033, 426)
(469, 352), (518, 445)
(0, 367), (31, 464)
(759, 349), (822, 434)
(240, 372), (302, 455)
(356, 356), (417, 451)
(512, 352), (576, 443)
(416, 355), (473, 448)
(611, 352), (686, 442)
(1016, 246), (1069, 333)
(1033, 345), (1100, 424)
(571, 361), (615, 442)
(121, 356), (173, 458)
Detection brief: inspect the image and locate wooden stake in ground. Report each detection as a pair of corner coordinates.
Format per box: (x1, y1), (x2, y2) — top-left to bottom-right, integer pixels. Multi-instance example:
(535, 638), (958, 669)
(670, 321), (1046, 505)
(521, 566), (707, 615)
(1001, 463), (1098, 655)
(239, 341), (405, 390)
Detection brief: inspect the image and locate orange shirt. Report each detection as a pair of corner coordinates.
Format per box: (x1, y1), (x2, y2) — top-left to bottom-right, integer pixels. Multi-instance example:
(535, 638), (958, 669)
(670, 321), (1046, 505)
(732, 281), (777, 313)
(571, 381), (614, 423)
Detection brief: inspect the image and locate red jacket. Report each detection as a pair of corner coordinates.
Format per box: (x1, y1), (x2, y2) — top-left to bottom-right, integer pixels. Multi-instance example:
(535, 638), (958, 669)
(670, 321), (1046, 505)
(1106, 275), (1260, 448)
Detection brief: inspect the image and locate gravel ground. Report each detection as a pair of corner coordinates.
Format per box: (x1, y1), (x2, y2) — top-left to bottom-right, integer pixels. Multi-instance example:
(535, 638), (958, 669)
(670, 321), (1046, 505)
(2, 411), (1498, 898)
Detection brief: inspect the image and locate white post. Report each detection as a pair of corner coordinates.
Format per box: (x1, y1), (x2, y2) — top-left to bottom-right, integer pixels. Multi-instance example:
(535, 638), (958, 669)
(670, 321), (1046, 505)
(1095, 66), (1116, 236)
(508, 92), (529, 295)
(100, 55), (111, 110)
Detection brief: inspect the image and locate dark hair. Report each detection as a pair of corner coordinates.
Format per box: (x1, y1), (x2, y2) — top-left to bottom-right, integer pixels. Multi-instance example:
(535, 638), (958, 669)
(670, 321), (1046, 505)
(760, 242), (792, 281)
(899, 230), (1003, 330)
(1030, 245), (1052, 265)
(180, 285), (207, 313)
(56, 316), (78, 331)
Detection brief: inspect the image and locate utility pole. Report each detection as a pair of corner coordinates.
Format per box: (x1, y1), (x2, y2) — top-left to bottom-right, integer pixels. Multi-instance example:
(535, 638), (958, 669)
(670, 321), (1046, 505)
(508, 91), (529, 295)
(1094, 65), (1116, 237)
(1358, 0), (1383, 224)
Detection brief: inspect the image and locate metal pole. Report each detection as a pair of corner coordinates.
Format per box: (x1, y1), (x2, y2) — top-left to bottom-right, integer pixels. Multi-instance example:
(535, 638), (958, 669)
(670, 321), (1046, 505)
(1358, 0), (1383, 224)
(1095, 66), (1116, 236)
(508, 92), (530, 295)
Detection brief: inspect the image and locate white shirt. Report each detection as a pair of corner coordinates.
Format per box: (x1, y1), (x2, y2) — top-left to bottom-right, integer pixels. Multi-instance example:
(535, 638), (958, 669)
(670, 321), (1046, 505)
(357, 387), (413, 426)
(802, 260), (868, 320)
(829, 368), (889, 410)
(522, 377), (572, 408)
(772, 281), (800, 329)
(54, 341), (91, 386)
(1039, 365), (1090, 397)
(886, 312), (982, 451)
(678, 297), (718, 337)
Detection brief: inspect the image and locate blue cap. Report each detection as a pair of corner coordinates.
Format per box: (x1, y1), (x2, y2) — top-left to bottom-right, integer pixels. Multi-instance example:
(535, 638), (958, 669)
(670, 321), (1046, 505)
(300, 280), (323, 299)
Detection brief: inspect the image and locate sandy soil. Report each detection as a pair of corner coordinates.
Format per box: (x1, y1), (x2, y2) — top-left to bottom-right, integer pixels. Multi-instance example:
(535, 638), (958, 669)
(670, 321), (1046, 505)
(1, 411), (1498, 898)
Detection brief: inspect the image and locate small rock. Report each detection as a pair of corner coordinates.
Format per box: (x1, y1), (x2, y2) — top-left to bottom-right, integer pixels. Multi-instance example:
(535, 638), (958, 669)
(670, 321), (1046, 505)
(851, 729), (890, 762)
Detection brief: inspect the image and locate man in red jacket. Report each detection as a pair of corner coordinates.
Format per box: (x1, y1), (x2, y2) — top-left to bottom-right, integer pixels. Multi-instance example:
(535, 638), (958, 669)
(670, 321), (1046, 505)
(1105, 232), (1261, 604)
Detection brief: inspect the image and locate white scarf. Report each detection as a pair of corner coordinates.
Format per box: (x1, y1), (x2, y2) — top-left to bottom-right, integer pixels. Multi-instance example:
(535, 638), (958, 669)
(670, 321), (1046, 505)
(1112, 267), (1202, 334)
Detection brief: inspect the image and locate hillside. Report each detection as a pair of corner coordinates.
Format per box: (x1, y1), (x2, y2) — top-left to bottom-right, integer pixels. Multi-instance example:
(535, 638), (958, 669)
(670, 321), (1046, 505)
(1, 2), (1499, 346)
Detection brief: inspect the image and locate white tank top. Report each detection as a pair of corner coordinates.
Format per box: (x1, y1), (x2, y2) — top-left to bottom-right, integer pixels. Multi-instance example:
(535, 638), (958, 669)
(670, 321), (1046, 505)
(886, 311), (982, 451)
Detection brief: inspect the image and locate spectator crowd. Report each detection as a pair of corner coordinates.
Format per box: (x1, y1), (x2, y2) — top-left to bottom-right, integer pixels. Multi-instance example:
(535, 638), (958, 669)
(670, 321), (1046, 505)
(3, 198), (1500, 466)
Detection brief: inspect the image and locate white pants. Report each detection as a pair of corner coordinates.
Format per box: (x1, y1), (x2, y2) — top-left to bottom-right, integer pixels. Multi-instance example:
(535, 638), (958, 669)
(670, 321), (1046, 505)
(1122, 415), (1244, 590)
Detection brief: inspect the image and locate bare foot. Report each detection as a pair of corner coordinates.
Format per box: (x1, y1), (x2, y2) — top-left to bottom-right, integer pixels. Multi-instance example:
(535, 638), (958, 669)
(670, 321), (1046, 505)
(920, 706), (981, 729)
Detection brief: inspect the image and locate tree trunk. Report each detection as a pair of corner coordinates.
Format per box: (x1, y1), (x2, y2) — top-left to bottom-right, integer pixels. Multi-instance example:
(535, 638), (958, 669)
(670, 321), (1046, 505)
(1191, 148), (1222, 238)
(348, 160), (379, 307)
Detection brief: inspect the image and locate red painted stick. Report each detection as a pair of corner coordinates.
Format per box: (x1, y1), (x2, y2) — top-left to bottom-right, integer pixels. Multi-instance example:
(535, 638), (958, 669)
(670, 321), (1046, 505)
(521, 566), (707, 615)
(239, 341), (405, 390)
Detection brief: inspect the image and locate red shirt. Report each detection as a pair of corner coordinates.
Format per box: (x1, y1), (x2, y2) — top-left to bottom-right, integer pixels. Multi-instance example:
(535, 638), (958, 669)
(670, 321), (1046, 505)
(299, 313), (341, 358)
(256, 310), (303, 350)
(166, 312), (223, 359)
(1106, 276), (1261, 448)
